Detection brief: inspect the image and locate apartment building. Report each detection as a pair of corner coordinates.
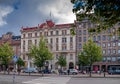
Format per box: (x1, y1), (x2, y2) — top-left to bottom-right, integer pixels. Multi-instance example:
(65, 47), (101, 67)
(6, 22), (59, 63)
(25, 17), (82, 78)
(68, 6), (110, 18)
(75, 20), (120, 71)
(0, 32), (21, 56)
(0, 32), (21, 70)
(20, 20), (76, 70)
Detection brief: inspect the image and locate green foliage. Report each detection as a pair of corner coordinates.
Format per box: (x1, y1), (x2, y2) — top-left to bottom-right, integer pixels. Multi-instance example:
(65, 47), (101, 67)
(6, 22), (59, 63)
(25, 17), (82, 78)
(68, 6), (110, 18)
(78, 52), (89, 66)
(71, 0), (120, 33)
(79, 39), (102, 66)
(29, 36), (53, 68)
(58, 56), (67, 68)
(0, 43), (14, 65)
(70, 28), (76, 35)
(16, 57), (25, 67)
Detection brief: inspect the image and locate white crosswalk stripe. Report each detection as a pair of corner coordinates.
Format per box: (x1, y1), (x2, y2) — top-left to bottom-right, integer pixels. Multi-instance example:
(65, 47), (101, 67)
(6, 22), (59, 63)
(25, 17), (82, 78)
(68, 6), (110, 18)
(23, 77), (71, 84)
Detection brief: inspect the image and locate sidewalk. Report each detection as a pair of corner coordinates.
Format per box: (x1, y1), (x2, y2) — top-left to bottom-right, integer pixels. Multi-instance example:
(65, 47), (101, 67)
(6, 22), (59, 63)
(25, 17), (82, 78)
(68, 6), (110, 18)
(0, 71), (120, 78)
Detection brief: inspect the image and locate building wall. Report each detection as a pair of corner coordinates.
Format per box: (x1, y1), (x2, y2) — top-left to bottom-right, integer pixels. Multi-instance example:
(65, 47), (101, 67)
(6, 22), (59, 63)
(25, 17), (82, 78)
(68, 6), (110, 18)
(75, 20), (120, 71)
(21, 21), (76, 69)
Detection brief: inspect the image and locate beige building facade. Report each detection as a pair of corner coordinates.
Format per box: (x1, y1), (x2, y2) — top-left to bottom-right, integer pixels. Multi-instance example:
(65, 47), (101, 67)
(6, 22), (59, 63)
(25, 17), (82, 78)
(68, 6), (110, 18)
(20, 20), (76, 70)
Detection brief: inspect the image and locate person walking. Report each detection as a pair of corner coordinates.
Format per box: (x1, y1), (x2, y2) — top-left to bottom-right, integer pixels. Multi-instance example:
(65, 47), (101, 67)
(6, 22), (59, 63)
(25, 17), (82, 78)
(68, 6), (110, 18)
(67, 69), (70, 75)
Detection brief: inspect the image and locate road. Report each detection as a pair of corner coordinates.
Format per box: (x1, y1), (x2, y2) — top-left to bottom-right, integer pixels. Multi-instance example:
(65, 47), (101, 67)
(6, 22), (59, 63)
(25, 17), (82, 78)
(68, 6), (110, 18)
(67, 78), (120, 84)
(0, 74), (120, 84)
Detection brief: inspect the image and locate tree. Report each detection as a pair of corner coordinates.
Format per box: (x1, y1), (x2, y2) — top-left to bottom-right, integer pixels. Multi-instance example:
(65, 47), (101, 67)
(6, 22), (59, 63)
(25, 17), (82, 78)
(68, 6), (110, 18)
(81, 39), (102, 77)
(78, 52), (90, 71)
(0, 43), (14, 74)
(71, 0), (120, 33)
(57, 56), (67, 70)
(16, 57), (24, 75)
(29, 36), (53, 75)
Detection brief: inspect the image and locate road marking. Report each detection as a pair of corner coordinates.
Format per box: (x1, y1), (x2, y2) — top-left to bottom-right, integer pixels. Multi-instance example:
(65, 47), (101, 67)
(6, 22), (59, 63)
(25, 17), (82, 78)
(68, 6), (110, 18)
(23, 77), (71, 84)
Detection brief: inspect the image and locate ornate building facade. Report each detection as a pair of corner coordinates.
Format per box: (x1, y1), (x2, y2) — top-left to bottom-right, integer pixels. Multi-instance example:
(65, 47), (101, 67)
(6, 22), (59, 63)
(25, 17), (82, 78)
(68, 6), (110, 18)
(20, 20), (76, 70)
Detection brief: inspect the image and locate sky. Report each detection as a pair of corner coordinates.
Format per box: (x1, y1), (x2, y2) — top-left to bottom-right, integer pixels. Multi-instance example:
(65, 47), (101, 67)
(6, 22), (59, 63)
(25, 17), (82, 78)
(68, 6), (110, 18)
(0, 0), (76, 36)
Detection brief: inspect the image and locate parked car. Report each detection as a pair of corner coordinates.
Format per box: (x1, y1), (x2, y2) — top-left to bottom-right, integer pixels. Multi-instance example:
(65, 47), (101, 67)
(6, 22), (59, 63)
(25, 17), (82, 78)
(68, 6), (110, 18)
(22, 68), (38, 73)
(62, 69), (78, 75)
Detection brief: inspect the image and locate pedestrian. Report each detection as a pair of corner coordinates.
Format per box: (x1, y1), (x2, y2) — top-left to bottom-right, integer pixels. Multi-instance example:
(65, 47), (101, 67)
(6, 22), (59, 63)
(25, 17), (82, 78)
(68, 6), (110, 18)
(67, 69), (70, 75)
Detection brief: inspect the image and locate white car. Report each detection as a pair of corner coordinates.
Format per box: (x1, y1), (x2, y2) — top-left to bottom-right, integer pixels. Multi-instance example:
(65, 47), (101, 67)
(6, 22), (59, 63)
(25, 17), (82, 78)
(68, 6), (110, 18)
(62, 69), (78, 75)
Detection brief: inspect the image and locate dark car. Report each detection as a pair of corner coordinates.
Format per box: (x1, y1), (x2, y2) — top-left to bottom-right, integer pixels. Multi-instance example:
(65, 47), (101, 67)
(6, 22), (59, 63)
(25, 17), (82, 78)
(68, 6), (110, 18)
(108, 70), (120, 74)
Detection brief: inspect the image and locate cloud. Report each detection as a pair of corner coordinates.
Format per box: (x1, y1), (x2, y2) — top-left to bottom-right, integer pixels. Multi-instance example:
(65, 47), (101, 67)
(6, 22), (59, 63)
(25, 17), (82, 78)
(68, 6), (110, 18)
(0, 6), (13, 27)
(37, 0), (76, 24)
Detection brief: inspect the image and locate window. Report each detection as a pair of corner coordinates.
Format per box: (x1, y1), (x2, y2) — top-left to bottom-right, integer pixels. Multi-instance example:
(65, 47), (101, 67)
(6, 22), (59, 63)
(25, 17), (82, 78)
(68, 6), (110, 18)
(97, 43), (101, 46)
(78, 23), (82, 28)
(44, 31), (48, 36)
(56, 30), (59, 35)
(62, 44), (67, 50)
(28, 33), (32, 38)
(35, 32), (37, 37)
(56, 54), (59, 59)
(111, 57), (116, 62)
(78, 43), (82, 49)
(113, 49), (116, 54)
(23, 40), (25, 45)
(79, 37), (82, 42)
(108, 28), (111, 33)
(23, 34), (25, 38)
(70, 37), (73, 43)
(93, 36), (96, 41)
(40, 32), (42, 36)
(108, 49), (111, 54)
(83, 23), (86, 28)
(62, 37), (67, 43)
(28, 40), (32, 45)
(23, 54), (25, 60)
(102, 57), (106, 62)
(103, 50), (106, 54)
(35, 39), (37, 45)
(112, 36), (116, 40)
(118, 50), (120, 54)
(102, 43), (106, 48)
(112, 42), (116, 47)
(102, 35), (106, 41)
(88, 22), (91, 28)
(79, 30), (82, 35)
(117, 57), (120, 62)
(56, 44), (59, 51)
(70, 54), (73, 60)
(97, 36), (101, 41)
(50, 31), (53, 36)
(56, 38), (59, 43)
(107, 57), (111, 62)
(50, 38), (53, 44)
(107, 36), (111, 41)
(62, 30), (67, 35)
(83, 30), (86, 35)
(70, 43), (73, 50)
(118, 42), (120, 46)
(83, 37), (86, 42)
(28, 40), (32, 50)
(108, 43), (111, 47)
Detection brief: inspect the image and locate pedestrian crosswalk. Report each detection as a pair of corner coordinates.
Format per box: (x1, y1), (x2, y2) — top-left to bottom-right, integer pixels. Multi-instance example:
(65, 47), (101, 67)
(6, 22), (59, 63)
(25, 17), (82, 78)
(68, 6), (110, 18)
(23, 77), (71, 84)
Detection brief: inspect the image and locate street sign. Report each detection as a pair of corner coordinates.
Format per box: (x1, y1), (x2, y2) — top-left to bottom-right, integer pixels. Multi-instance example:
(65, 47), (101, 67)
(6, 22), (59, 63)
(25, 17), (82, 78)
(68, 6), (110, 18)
(13, 55), (18, 63)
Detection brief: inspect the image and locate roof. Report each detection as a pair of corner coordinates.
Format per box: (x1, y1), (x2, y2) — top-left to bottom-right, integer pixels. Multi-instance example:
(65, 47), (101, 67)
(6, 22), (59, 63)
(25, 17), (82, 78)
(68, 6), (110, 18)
(56, 23), (74, 28)
(21, 20), (74, 32)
